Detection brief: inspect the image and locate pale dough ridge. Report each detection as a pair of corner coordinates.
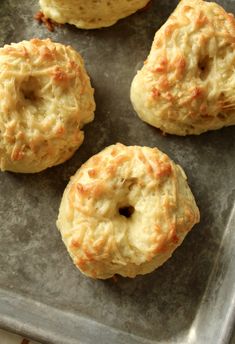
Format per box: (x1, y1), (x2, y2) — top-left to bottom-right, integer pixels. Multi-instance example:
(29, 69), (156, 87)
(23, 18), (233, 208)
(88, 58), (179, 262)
(39, 0), (150, 29)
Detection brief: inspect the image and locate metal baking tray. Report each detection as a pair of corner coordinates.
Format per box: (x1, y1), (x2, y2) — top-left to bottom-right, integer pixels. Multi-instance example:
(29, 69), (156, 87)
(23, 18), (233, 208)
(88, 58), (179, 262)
(0, 0), (235, 343)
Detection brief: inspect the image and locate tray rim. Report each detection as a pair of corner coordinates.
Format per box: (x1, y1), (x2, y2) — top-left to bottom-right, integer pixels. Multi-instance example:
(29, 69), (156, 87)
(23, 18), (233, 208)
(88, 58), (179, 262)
(0, 0), (235, 342)
(0, 202), (235, 344)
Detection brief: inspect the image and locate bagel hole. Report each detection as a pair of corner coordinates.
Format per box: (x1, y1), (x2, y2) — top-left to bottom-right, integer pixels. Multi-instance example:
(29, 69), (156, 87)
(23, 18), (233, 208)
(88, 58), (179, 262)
(198, 55), (212, 80)
(119, 205), (135, 218)
(21, 76), (40, 103)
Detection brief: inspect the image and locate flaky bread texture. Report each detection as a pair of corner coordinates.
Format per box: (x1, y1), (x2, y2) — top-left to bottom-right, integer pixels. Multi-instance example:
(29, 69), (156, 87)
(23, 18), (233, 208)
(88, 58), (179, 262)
(0, 39), (95, 173)
(131, 0), (235, 135)
(39, 0), (149, 29)
(57, 143), (200, 279)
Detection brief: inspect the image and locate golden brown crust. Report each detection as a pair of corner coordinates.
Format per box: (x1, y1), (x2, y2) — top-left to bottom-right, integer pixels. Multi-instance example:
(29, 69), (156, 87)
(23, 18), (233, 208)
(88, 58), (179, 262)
(34, 11), (58, 31)
(0, 39), (95, 173)
(57, 143), (200, 279)
(131, 0), (235, 135)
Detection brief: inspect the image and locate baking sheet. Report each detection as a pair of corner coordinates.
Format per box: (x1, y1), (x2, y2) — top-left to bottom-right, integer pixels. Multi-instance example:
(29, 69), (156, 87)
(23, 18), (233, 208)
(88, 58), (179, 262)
(0, 0), (235, 343)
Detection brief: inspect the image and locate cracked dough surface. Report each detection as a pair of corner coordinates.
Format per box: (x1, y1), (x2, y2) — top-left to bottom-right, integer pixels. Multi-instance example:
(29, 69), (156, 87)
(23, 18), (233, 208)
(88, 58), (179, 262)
(39, 0), (150, 29)
(0, 39), (95, 173)
(131, 0), (235, 135)
(57, 143), (200, 279)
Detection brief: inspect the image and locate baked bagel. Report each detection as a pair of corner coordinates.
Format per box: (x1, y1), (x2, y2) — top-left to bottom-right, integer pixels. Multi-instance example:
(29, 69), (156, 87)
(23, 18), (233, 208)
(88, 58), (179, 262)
(57, 143), (200, 279)
(39, 0), (150, 29)
(130, 0), (235, 135)
(0, 39), (95, 173)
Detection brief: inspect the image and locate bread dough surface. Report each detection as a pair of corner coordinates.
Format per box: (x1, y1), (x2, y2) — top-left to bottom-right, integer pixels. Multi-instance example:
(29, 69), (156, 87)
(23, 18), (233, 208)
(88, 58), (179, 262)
(40, 0), (150, 29)
(57, 143), (200, 279)
(131, 0), (235, 135)
(0, 39), (95, 173)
